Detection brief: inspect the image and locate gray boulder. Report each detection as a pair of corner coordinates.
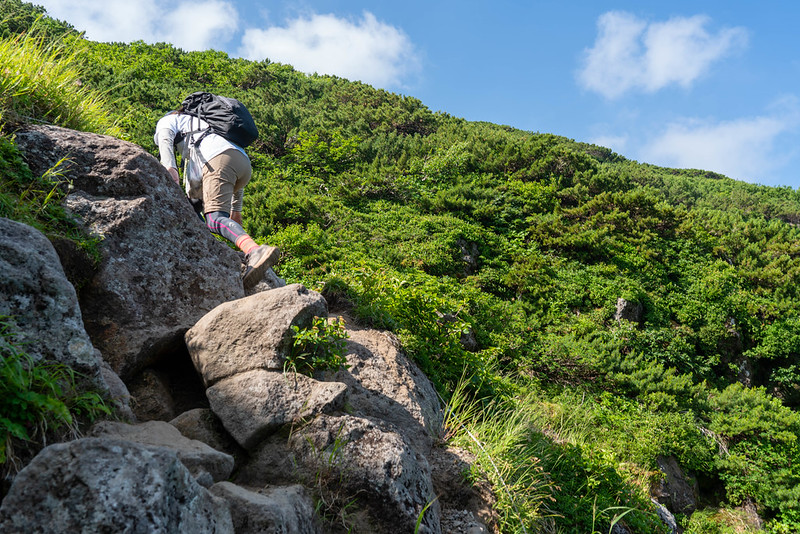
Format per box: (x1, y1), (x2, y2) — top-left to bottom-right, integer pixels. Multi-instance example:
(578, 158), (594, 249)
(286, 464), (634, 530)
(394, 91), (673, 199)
(0, 217), (104, 388)
(186, 284), (327, 386)
(14, 125), (244, 379)
(99, 358), (135, 421)
(207, 369), (347, 450)
(614, 297), (643, 324)
(210, 482), (323, 534)
(89, 420), (235, 486)
(330, 326), (443, 453)
(170, 408), (241, 456)
(651, 455), (698, 516)
(288, 414), (441, 534)
(0, 438), (233, 533)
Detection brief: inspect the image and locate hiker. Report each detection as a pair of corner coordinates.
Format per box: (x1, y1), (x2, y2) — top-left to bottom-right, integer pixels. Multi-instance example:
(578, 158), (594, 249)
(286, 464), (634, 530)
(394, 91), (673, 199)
(154, 99), (279, 289)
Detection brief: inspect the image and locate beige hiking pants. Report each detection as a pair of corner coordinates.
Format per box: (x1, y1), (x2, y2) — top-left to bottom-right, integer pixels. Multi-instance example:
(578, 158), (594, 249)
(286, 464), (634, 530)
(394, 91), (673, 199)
(202, 149), (251, 214)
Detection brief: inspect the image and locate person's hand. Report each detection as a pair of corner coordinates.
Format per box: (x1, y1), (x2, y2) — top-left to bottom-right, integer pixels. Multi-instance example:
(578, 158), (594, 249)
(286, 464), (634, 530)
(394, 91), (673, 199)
(231, 211), (243, 225)
(168, 167), (180, 184)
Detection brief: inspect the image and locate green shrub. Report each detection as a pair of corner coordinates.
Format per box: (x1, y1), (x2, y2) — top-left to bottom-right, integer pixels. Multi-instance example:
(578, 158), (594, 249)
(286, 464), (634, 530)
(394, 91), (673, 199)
(682, 507), (762, 534)
(706, 384), (800, 522)
(0, 317), (110, 467)
(287, 316), (350, 376)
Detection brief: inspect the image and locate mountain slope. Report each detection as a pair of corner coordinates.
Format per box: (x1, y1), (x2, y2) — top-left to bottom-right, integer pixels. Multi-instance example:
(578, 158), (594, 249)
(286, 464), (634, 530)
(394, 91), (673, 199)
(2, 2), (800, 532)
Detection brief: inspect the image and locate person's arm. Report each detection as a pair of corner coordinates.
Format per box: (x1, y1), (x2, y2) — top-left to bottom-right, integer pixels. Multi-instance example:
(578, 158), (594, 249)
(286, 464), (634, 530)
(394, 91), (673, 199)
(155, 125), (180, 184)
(166, 167), (180, 184)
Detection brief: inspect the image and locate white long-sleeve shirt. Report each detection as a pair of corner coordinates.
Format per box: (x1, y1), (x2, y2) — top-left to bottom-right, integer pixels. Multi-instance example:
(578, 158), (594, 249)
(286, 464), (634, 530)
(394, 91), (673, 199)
(154, 112), (247, 211)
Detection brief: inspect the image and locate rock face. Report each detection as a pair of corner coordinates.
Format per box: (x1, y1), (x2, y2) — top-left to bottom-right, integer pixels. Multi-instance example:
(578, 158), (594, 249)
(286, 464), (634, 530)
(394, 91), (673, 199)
(186, 283), (328, 386)
(207, 369), (348, 450)
(0, 438), (233, 533)
(89, 420), (235, 486)
(210, 482), (322, 534)
(0, 217), (104, 387)
(651, 455), (698, 516)
(14, 125), (244, 379)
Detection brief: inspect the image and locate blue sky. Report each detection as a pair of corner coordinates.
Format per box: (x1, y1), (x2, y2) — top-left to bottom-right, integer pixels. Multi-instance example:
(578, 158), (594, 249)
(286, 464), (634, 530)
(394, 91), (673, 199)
(37, 0), (800, 188)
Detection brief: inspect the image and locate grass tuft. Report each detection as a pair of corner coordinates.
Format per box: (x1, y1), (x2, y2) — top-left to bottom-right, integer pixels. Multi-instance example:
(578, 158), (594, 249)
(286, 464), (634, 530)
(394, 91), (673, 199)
(0, 19), (121, 135)
(0, 316), (111, 478)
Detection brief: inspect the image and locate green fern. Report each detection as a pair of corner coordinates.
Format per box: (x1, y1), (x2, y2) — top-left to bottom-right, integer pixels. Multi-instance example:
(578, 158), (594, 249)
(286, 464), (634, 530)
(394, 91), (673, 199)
(0, 317), (110, 466)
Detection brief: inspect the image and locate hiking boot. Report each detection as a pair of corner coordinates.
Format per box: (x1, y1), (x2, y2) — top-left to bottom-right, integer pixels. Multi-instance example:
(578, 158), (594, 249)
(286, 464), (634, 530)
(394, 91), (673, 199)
(242, 245), (280, 289)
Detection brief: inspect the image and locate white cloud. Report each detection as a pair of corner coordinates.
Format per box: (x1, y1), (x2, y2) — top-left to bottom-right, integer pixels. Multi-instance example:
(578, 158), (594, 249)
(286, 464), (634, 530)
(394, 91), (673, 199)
(579, 11), (747, 99)
(37, 0), (239, 51)
(238, 12), (419, 88)
(37, 2), (420, 88)
(167, 1), (240, 51)
(639, 108), (800, 183)
(590, 134), (628, 153)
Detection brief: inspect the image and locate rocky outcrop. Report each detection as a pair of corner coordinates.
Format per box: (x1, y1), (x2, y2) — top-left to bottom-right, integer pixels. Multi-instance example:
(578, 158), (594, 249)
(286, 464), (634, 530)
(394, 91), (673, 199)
(0, 217), (105, 389)
(184, 283), (447, 531)
(0, 438), (233, 533)
(651, 455), (698, 516)
(14, 125), (244, 379)
(614, 297), (643, 324)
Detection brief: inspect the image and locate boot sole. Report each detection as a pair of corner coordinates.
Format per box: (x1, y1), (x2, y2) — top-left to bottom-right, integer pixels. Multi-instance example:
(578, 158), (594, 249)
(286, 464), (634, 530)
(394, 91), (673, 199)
(242, 246), (280, 289)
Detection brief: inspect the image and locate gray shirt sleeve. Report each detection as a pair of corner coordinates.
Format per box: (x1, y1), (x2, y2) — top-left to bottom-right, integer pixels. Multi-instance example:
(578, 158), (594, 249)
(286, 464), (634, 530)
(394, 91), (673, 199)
(156, 128), (178, 170)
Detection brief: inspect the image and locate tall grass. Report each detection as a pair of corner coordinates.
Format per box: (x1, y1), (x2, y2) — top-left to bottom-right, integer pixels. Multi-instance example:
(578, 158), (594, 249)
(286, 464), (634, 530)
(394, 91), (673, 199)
(442, 381), (681, 533)
(0, 23), (121, 136)
(0, 21), (118, 259)
(442, 378), (555, 533)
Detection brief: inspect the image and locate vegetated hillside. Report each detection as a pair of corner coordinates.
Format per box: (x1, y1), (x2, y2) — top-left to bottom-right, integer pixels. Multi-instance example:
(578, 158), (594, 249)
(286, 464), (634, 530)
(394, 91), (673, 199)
(3, 1), (800, 532)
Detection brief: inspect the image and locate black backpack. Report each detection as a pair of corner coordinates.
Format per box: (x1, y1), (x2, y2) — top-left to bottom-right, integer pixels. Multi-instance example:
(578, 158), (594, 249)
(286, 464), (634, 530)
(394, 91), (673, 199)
(178, 92), (259, 148)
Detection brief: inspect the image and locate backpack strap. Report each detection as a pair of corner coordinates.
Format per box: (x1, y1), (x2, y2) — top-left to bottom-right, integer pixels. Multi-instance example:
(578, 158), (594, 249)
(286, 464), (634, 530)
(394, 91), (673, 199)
(173, 113), (206, 148)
